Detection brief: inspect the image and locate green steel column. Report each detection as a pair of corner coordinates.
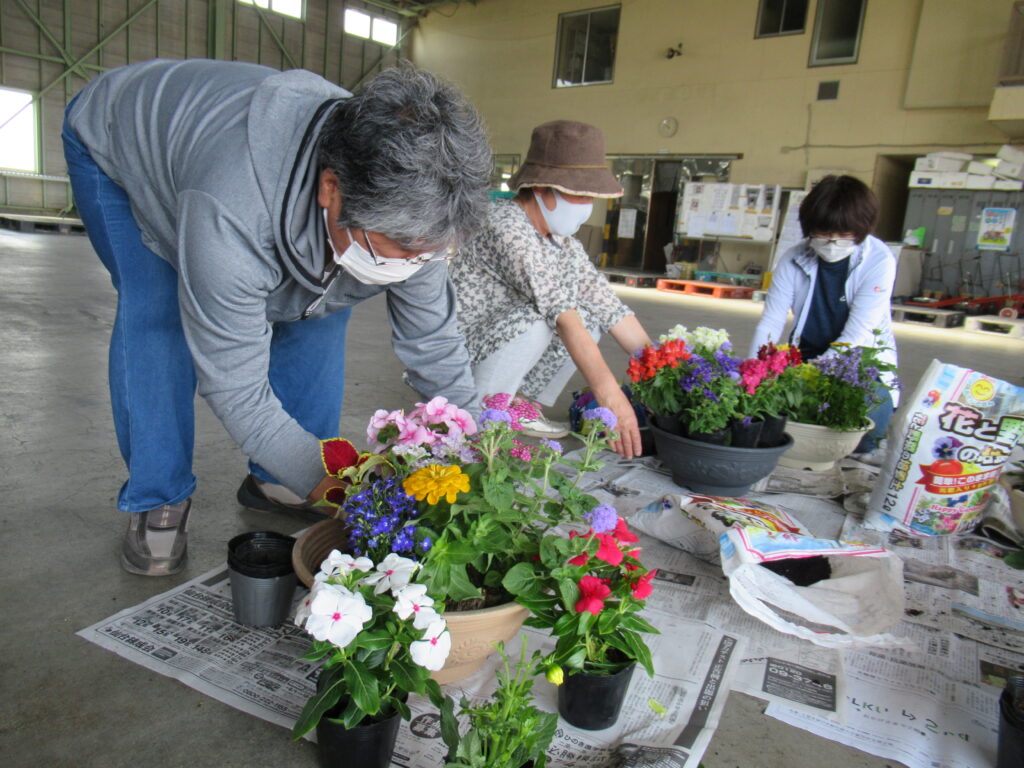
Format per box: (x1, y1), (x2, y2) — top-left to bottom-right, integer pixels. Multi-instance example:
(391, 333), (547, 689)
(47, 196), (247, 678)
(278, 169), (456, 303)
(208, 0), (228, 60)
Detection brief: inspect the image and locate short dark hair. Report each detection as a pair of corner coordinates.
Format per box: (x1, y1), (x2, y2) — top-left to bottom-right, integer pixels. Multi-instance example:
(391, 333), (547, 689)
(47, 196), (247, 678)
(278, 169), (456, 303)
(799, 175), (879, 243)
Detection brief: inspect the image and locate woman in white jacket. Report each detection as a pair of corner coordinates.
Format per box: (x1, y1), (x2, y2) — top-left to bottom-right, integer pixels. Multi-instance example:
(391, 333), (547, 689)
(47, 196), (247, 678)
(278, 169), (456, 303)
(749, 175), (897, 453)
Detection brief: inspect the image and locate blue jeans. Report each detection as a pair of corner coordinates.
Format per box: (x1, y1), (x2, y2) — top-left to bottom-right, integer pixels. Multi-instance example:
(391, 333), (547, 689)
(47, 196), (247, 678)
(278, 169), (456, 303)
(62, 115), (350, 512)
(857, 382), (895, 453)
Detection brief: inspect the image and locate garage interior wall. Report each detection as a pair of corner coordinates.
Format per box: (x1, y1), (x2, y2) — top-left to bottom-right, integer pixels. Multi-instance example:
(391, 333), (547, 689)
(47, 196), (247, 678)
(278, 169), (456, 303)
(0, 0), (403, 214)
(411, 0), (1017, 190)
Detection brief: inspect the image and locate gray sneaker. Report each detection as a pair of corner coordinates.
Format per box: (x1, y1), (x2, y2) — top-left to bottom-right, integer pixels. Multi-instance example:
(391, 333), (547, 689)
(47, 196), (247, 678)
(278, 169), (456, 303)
(121, 499), (191, 576)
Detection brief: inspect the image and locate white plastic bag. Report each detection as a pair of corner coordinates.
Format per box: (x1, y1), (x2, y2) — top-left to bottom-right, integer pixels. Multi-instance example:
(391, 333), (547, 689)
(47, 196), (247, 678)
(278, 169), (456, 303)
(866, 360), (1024, 535)
(719, 527), (911, 649)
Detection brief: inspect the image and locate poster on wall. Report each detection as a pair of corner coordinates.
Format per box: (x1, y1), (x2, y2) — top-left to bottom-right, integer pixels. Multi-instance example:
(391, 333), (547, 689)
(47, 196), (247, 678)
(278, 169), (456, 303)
(976, 207), (1015, 251)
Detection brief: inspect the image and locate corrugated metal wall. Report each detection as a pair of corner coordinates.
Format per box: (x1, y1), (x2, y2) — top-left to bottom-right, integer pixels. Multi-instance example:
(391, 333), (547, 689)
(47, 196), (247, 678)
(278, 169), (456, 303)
(0, 0), (405, 215)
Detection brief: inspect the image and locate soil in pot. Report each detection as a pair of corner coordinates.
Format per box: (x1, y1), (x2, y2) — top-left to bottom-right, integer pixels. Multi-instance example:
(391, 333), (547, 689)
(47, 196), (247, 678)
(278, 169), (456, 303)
(730, 419), (764, 448)
(760, 556), (832, 587)
(558, 657), (635, 731)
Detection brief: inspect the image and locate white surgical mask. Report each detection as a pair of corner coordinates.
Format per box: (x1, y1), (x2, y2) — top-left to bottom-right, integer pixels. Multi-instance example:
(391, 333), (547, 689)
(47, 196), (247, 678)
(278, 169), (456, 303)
(809, 237), (857, 263)
(323, 210), (423, 285)
(534, 189), (593, 237)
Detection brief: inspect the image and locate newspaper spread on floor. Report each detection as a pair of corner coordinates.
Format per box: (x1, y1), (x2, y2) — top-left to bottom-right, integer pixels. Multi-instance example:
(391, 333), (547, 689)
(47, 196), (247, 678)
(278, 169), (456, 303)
(77, 558), (744, 768)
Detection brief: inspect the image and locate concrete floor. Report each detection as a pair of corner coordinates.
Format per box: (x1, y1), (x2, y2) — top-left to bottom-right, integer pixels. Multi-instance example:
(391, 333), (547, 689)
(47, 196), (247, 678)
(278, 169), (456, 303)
(2, 226), (1022, 767)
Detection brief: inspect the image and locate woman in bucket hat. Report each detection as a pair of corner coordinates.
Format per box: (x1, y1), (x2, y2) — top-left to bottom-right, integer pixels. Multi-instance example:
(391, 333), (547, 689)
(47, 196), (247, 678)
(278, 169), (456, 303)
(450, 120), (653, 458)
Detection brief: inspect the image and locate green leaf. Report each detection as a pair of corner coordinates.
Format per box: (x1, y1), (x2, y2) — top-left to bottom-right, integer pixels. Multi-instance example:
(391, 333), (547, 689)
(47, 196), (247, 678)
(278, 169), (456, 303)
(620, 630), (655, 677)
(619, 613), (660, 634)
(446, 563), (482, 602)
(338, 697), (366, 730)
(389, 655), (428, 695)
(344, 661), (380, 717)
(1005, 550), (1024, 569)
(290, 667), (345, 740)
(392, 696), (411, 722)
(444, 539), (480, 564)
(436, 691), (460, 757)
(557, 577), (579, 611)
(502, 562), (537, 596)
(552, 612), (577, 637)
(354, 629), (395, 652)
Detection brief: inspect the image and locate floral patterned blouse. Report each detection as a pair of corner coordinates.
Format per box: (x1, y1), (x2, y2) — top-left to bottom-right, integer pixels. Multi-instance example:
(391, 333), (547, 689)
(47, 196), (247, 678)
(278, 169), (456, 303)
(449, 199), (632, 399)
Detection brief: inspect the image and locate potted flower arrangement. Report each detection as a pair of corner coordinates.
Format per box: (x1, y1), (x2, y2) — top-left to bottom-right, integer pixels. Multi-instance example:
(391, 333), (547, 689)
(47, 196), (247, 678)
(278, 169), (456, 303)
(291, 395), (623, 683)
(735, 342), (804, 447)
(630, 327), (794, 496)
(290, 552), (447, 768)
(502, 508), (659, 730)
(431, 639), (558, 768)
(777, 339), (898, 471)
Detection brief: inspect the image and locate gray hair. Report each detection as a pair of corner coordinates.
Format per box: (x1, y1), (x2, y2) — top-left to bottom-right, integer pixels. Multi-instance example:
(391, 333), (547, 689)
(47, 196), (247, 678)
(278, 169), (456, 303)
(319, 62), (491, 251)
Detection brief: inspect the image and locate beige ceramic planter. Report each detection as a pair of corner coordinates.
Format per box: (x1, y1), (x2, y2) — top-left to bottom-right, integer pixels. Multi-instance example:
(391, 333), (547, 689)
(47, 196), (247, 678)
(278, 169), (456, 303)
(777, 419), (873, 472)
(292, 518), (529, 685)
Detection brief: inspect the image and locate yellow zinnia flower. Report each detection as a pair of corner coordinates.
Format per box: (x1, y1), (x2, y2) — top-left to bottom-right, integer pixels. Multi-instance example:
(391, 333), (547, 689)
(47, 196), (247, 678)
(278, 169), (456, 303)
(403, 464), (470, 505)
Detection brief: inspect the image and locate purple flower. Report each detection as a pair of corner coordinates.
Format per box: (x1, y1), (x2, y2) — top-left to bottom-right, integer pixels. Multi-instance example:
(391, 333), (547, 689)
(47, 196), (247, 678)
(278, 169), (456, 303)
(480, 408), (512, 425)
(584, 504), (619, 533)
(583, 406), (617, 430)
(540, 439), (563, 454)
(933, 436), (962, 460)
(818, 402), (830, 412)
(702, 388), (719, 403)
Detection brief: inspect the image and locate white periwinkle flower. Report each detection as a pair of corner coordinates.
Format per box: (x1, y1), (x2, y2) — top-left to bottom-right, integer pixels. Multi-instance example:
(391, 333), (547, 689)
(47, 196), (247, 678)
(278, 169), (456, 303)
(319, 550), (373, 579)
(360, 553), (419, 595)
(410, 618), (451, 671)
(393, 583), (439, 629)
(304, 583), (372, 648)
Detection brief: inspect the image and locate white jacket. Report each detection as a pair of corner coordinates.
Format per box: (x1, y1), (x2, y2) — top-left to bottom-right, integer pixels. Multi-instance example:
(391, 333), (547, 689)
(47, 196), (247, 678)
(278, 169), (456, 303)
(749, 234), (899, 405)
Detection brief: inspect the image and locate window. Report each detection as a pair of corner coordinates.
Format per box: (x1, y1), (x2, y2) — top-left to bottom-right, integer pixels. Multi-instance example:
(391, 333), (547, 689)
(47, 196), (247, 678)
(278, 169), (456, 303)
(809, 0), (867, 67)
(0, 87), (37, 172)
(237, 0), (304, 21)
(755, 0), (808, 38)
(491, 154), (520, 192)
(553, 5), (620, 88)
(345, 8), (399, 47)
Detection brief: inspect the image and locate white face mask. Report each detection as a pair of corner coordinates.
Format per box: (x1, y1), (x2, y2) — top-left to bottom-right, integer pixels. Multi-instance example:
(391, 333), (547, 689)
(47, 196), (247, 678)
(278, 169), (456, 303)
(534, 189), (593, 237)
(323, 210), (423, 285)
(809, 237), (857, 263)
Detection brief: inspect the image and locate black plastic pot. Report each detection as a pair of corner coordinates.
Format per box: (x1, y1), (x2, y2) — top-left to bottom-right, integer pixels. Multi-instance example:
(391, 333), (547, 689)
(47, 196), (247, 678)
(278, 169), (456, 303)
(730, 419), (764, 448)
(317, 709), (401, 768)
(651, 413), (685, 436)
(758, 414), (789, 448)
(997, 677), (1024, 768)
(227, 531), (297, 627)
(686, 427), (730, 445)
(557, 663), (635, 730)
(650, 423), (794, 496)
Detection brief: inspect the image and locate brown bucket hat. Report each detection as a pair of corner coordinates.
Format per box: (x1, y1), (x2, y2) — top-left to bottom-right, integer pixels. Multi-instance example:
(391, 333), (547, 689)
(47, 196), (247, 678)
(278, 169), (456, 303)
(509, 120), (623, 198)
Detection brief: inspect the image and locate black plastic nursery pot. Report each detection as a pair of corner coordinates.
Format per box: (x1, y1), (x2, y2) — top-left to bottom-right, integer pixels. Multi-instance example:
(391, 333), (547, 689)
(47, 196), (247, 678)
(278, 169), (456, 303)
(758, 414), (789, 448)
(730, 419), (764, 448)
(997, 676), (1024, 768)
(316, 710), (402, 768)
(557, 663), (636, 731)
(227, 531), (297, 628)
(650, 423), (793, 496)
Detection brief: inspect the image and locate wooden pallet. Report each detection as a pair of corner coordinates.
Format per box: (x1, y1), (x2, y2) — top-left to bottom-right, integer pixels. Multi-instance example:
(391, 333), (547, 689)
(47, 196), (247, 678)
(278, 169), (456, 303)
(656, 279), (755, 299)
(890, 304), (965, 328)
(963, 314), (1024, 338)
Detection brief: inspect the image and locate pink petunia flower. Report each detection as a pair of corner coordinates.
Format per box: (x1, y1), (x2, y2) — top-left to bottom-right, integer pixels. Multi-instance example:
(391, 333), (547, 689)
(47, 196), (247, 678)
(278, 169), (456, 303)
(612, 518), (640, 544)
(595, 534), (624, 566)
(631, 569), (657, 600)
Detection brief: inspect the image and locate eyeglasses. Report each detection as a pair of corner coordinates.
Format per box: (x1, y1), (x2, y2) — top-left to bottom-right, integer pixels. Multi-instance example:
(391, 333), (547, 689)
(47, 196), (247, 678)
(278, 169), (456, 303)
(809, 236), (857, 249)
(362, 229), (454, 267)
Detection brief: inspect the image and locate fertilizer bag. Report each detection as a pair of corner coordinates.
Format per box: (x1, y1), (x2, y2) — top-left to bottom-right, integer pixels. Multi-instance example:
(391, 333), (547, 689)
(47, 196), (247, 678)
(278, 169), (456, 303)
(866, 360), (1024, 536)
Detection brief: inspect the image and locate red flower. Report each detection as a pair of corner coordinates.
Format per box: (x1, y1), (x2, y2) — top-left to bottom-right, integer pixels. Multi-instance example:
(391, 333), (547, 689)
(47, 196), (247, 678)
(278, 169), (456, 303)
(631, 569), (657, 600)
(595, 534), (624, 566)
(575, 575), (612, 615)
(568, 552), (589, 566)
(623, 549), (642, 571)
(320, 438), (359, 476)
(324, 486), (348, 505)
(612, 518), (639, 544)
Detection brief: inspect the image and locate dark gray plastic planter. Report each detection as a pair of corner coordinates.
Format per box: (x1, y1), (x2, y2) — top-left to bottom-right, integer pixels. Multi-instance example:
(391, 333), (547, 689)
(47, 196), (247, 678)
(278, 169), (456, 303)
(650, 423), (793, 496)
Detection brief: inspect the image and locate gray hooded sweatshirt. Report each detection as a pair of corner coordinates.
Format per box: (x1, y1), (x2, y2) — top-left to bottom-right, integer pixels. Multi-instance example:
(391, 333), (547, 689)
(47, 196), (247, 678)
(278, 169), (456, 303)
(67, 59), (476, 496)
